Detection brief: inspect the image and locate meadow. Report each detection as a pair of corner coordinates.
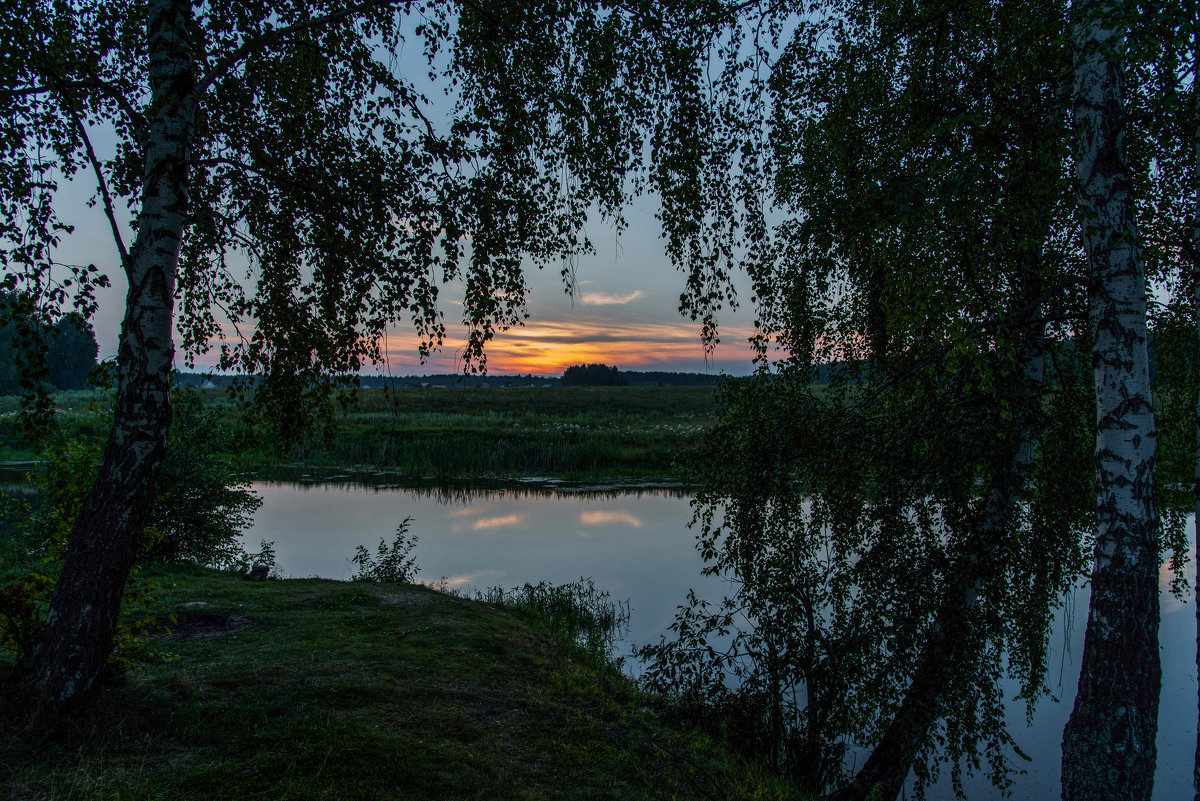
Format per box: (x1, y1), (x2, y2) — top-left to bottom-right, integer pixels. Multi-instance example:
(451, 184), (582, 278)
(0, 385), (720, 481)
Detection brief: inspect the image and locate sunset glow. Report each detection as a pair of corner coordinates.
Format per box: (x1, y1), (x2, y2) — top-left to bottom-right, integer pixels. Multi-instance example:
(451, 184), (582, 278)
(379, 320), (760, 376)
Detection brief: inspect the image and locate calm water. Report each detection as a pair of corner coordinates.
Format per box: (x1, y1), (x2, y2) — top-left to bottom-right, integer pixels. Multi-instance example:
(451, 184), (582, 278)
(243, 475), (726, 650)
(242, 475), (1196, 800)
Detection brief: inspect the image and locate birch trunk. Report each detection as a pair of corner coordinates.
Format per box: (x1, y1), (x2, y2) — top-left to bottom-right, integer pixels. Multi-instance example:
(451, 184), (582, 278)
(27, 0), (195, 708)
(828, 327), (1046, 801)
(1192, 173), (1199, 801)
(1060, 1), (1161, 798)
(1191, 18), (1200, 801)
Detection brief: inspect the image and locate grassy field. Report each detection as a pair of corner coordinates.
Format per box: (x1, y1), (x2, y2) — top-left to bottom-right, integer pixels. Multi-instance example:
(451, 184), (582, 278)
(0, 390), (114, 463)
(1, 386), (720, 481)
(291, 386), (716, 479)
(1, 566), (798, 801)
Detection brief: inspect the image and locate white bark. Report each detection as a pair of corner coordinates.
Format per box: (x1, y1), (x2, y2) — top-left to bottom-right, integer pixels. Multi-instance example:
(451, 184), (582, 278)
(30, 0), (196, 707)
(1061, 1), (1161, 798)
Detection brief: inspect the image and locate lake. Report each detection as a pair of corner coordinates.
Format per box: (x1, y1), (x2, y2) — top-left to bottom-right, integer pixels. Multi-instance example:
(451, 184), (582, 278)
(241, 474), (1198, 800)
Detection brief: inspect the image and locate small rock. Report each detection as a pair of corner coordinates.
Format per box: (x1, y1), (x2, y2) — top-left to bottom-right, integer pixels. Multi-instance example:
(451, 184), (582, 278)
(180, 601), (210, 609)
(245, 563), (270, 581)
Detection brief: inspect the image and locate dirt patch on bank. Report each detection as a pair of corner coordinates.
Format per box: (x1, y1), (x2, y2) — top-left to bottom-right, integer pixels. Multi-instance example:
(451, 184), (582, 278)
(161, 610), (249, 641)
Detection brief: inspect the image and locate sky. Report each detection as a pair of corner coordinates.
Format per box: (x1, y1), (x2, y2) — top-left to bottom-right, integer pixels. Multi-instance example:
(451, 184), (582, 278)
(40, 26), (763, 380)
(372, 197), (761, 377)
(50, 177), (760, 378)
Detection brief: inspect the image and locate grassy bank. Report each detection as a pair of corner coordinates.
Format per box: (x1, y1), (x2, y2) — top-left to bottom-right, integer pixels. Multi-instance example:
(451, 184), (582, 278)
(1, 386), (719, 480)
(1, 566), (795, 800)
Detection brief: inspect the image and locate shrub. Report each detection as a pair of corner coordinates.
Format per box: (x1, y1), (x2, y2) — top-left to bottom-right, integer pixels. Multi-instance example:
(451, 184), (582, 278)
(143, 390), (263, 567)
(6, 388), (262, 570)
(350, 518), (419, 582)
(0, 573), (53, 675)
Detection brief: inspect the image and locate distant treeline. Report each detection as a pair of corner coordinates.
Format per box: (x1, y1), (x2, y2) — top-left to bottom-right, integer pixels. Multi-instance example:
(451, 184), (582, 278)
(172, 367), (735, 390)
(0, 294), (98, 395)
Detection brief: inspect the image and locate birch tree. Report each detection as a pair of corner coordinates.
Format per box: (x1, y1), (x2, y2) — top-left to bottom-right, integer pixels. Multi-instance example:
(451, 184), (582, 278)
(0, 0), (715, 708)
(637, 0), (1181, 796)
(1194, 41), (1199, 793)
(1060, 0), (1162, 796)
(768, 6), (1092, 797)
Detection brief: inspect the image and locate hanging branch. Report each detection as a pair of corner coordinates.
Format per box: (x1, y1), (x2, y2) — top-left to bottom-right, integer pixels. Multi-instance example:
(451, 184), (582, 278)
(67, 108), (131, 272)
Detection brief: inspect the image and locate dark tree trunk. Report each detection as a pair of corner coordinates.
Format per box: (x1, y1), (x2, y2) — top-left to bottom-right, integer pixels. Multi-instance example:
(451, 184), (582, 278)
(828, 327), (1046, 801)
(1061, 1), (1161, 798)
(27, 0), (195, 709)
(1192, 207), (1199, 801)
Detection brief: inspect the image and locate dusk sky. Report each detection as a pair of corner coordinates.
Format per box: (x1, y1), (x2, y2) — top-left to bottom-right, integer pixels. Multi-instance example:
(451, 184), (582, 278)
(42, 31), (763, 381)
(52, 157), (759, 381)
(376, 196), (762, 377)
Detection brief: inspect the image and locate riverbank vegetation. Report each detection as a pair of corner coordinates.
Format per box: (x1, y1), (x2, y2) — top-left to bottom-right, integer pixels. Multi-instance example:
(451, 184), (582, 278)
(279, 385), (716, 479)
(0, 565), (799, 801)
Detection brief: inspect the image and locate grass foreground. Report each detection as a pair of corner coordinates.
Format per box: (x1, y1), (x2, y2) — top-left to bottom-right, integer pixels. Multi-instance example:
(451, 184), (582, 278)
(1, 565), (798, 801)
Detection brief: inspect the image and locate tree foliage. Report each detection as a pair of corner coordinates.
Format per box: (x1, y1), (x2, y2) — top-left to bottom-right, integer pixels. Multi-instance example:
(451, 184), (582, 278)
(560, 362), (628, 386)
(1, 0), (725, 432)
(0, 293), (98, 397)
(0, 0), (736, 707)
(639, 0), (1186, 797)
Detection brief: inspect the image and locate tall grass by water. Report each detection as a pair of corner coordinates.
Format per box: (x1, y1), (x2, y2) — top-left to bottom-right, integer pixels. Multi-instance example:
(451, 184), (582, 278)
(288, 386), (716, 479)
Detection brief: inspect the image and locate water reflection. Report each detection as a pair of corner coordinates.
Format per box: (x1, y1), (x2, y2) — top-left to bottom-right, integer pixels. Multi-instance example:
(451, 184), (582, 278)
(0, 462), (38, 495)
(580, 510), (643, 528)
(243, 479), (722, 656)
(433, 568), (506, 589)
(467, 514), (526, 531)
